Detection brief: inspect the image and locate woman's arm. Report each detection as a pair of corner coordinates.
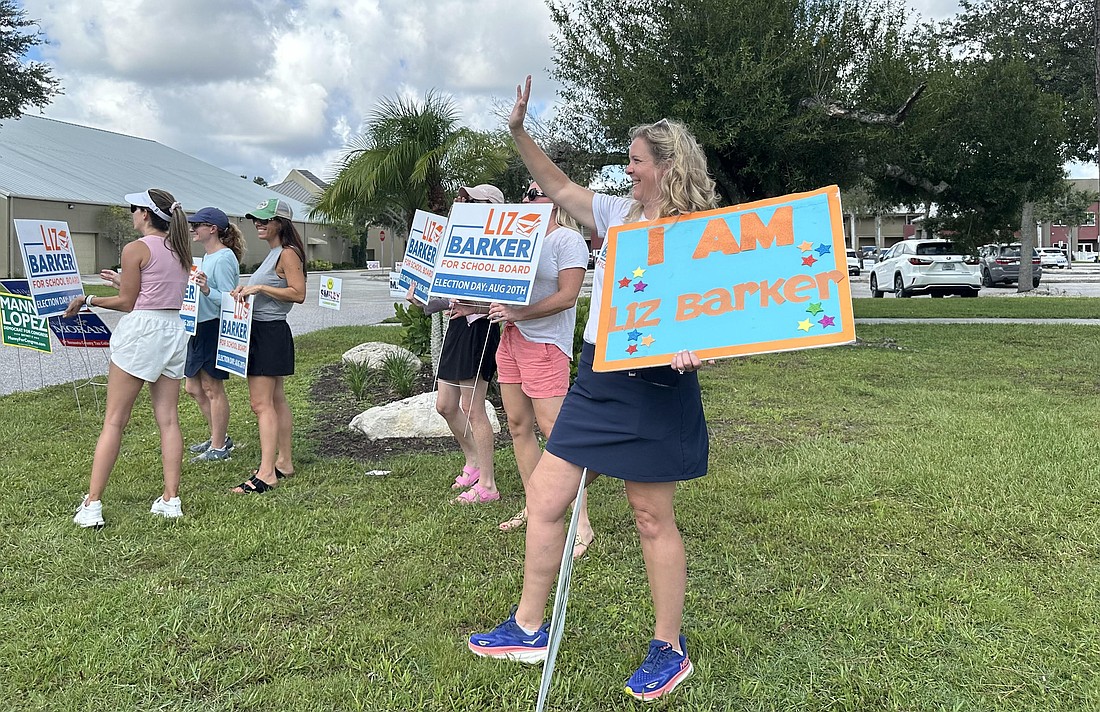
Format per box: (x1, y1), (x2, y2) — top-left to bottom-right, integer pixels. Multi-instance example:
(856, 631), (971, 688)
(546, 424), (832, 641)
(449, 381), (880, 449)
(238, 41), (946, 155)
(489, 267), (585, 323)
(509, 76), (596, 229)
(236, 249), (305, 303)
(63, 240), (147, 317)
(201, 254), (239, 307)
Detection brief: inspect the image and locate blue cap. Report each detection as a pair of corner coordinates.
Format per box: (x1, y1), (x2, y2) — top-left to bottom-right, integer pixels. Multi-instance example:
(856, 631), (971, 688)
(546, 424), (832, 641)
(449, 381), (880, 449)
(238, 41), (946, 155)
(187, 207), (230, 230)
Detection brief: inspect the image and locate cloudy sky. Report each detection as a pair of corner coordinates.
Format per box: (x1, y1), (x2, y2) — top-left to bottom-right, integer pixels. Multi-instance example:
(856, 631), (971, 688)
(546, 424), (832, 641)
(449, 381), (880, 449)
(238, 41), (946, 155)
(21, 0), (1085, 187)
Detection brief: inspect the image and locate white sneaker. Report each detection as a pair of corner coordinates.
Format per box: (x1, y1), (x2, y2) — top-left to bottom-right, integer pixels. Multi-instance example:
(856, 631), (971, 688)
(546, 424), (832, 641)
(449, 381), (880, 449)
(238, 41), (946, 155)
(73, 497), (104, 528)
(150, 496), (183, 519)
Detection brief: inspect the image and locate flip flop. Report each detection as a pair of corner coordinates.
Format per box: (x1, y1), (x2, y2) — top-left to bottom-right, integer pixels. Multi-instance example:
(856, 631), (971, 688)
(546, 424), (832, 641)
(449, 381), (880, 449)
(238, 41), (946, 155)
(499, 509), (527, 532)
(451, 482), (500, 505)
(231, 475), (276, 494)
(572, 534), (595, 560)
(452, 465), (480, 489)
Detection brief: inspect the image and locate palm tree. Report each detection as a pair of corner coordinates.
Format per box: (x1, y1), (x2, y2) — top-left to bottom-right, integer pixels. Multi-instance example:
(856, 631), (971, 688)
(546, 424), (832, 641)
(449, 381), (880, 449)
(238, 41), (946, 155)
(312, 90), (511, 231)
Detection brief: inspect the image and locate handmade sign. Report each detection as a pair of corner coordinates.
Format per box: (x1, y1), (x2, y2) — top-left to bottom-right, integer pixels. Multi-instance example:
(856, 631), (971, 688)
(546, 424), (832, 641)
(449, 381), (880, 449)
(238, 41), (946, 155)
(215, 293), (254, 378)
(429, 203), (553, 305)
(319, 276), (342, 310)
(400, 210), (448, 303)
(0, 280), (111, 347)
(13, 219), (85, 317)
(594, 186), (854, 371)
(0, 292), (51, 353)
(179, 258), (203, 334)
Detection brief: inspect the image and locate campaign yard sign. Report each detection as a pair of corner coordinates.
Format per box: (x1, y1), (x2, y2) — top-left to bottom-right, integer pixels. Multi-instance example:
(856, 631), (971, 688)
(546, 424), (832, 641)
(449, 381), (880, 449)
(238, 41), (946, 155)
(319, 276), (342, 310)
(215, 293), (253, 378)
(400, 210), (448, 303)
(13, 219), (85, 317)
(389, 261), (406, 299)
(0, 292), (51, 353)
(179, 258), (203, 334)
(0, 279), (111, 347)
(429, 203), (553, 305)
(594, 186), (854, 372)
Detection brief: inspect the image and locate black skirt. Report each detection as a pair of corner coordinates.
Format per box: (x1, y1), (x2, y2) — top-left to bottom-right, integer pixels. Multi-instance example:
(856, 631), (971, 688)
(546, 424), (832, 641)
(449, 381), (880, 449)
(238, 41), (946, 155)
(546, 342), (708, 482)
(437, 317), (500, 382)
(185, 319), (229, 380)
(247, 319), (295, 377)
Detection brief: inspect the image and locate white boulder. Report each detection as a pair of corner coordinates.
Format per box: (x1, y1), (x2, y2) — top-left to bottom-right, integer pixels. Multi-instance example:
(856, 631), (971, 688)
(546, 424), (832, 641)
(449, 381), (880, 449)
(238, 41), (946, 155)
(349, 391), (500, 440)
(341, 342), (422, 371)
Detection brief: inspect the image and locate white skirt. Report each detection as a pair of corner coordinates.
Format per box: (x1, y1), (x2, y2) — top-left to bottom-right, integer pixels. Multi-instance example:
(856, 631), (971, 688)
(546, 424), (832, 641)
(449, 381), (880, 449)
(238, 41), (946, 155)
(110, 310), (188, 382)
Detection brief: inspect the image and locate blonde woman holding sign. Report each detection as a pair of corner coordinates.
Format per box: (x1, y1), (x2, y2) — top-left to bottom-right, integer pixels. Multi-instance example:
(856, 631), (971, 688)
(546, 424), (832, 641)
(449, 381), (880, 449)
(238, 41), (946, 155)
(66, 188), (191, 528)
(469, 78), (714, 702)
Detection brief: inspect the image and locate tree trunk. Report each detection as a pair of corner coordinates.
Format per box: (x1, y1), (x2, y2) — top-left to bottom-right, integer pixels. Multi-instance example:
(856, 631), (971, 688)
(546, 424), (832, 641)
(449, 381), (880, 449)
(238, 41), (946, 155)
(1095, 0), (1099, 213)
(848, 212), (857, 250)
(1018, 200), (1037, 293)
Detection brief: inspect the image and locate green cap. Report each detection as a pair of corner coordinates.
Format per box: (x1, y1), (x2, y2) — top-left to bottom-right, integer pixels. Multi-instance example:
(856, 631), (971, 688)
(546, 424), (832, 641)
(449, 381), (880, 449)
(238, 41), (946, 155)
(245, 198), (293, 221)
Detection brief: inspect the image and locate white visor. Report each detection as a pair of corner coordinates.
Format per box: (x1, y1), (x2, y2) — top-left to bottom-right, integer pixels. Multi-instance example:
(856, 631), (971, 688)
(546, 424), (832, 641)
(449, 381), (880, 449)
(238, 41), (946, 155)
(124, 190), (172, 222)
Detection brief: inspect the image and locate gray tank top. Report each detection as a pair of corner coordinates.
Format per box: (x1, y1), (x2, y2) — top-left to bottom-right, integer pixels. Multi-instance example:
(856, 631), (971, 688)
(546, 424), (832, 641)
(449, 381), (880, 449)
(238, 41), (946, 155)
(248, 246), (292, 321)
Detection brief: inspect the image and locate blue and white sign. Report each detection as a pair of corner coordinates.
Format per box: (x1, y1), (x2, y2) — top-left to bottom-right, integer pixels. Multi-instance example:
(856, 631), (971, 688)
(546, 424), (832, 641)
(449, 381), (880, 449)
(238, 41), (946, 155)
(1, 279), (112, 347)
(215, 293), (253, 378)
(179, 258), (203, 334)
(428, 203), (552, 305)
(401, 210), (448, 303)
(13, 219), (85, 317)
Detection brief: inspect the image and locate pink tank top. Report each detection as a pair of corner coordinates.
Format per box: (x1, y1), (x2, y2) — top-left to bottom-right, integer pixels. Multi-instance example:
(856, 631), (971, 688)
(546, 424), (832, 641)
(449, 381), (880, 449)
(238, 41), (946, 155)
(133, 234), (189, 310)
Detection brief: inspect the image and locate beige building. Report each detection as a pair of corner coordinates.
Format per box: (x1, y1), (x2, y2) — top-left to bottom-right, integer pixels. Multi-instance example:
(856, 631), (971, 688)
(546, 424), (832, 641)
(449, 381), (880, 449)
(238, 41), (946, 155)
(0, 116), (352, 277)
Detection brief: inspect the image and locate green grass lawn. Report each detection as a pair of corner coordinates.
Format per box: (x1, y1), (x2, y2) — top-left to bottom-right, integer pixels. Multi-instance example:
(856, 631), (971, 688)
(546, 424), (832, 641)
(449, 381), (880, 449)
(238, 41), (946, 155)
(855, 295), (1100, 319)
(4, 321), (1100, 710)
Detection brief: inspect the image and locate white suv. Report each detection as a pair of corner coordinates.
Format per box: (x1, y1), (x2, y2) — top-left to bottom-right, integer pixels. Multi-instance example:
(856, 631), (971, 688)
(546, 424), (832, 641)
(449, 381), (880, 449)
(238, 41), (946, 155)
(1034, 247), (1068, 269)
(869, 239), (981, 298)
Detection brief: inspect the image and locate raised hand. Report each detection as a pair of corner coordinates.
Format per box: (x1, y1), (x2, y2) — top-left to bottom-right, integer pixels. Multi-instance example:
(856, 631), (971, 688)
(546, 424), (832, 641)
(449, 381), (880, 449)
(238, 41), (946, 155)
(508, 75), (532, 133)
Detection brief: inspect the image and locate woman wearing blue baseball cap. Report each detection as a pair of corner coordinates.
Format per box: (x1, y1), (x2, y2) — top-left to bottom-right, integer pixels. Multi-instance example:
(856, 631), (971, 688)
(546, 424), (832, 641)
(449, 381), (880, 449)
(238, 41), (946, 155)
(183, 207), (244, 464)
(230, 199), (307, 493)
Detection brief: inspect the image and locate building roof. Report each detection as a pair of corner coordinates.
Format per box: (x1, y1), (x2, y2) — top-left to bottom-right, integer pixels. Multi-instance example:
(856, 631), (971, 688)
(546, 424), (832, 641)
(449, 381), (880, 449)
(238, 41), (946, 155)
(268, 179), (318, 205)
(0, 115), (316, 221)
(269, 168), (328, 205)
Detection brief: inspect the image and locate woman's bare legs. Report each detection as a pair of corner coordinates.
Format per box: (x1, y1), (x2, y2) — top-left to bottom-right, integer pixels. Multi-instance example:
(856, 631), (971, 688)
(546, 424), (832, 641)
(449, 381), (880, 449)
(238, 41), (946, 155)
(148, 375), (183, 500)
(624, 480), (685, 650)
(437, 377), (496, 491)
(85, 363), (146, 503)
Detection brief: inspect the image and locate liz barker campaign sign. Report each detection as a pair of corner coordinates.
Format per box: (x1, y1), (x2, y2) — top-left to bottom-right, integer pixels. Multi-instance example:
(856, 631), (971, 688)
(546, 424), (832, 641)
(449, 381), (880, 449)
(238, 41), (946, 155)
(428, 203), (553, 305)
(179, 258), (203, 334)
(400, 210), (447, 303)
(594, 186), (854, 372)
(13, 220), (85, 317)
(215, 293), (253, 378)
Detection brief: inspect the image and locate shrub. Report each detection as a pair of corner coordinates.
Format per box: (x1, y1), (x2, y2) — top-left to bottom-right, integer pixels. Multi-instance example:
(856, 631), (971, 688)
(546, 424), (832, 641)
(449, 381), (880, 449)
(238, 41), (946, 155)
(343, 360), (380, 400)
(393, 302), (432, 357)
(380, 352), (418, 399)
(308, 259), (334, 271)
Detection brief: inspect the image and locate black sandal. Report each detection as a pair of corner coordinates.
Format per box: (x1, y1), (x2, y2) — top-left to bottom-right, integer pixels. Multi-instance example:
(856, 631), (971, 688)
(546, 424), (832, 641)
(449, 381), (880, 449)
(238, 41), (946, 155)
(251, 466), (290, 480)
(232, 475), (275, 494)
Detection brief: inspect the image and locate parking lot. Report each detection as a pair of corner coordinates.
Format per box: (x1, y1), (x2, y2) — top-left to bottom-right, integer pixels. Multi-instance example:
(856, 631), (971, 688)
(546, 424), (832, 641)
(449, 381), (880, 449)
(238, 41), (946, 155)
(848, 261), (1100, 298)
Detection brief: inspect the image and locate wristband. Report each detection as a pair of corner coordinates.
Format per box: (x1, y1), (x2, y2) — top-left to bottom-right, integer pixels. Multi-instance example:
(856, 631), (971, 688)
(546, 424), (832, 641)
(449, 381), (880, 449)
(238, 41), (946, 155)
(85, 294), (94, 308)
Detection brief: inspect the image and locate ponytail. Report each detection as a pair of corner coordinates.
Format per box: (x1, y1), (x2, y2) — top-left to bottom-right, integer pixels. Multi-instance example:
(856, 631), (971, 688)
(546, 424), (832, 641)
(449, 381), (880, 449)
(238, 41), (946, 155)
(219, 223), (246, 263)
(147, 187), (192, 270)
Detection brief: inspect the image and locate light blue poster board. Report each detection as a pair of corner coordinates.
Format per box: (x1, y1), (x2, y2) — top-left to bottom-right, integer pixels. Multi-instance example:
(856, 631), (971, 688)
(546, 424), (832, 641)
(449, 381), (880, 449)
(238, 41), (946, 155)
(595, 186), (855, 371)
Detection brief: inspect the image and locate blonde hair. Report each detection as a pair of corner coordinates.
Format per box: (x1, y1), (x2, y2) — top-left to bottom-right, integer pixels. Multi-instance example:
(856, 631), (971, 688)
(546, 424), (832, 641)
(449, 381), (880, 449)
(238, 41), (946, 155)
(147, 188), (192, 271)
(625, 119), (718, 223)
(554, 206), (581, 233)
(218, 223), (245, 263)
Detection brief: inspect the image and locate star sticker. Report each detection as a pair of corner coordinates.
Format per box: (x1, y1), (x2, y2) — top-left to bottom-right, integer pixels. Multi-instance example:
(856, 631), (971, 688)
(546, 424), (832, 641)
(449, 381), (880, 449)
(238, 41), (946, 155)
(641, 334), (655, 347)
(806, 303), (823, 316)
(797, 319), (813, 332)
(632, 267), (646, 278)
(798, 241), (814, 253)
(801, 255), (817, 267)
(634, 281), (648, 292)
(618, 277), (632, 288)
(627, 329), (642, 341)
(815, 244), (832, 256)
(818, 315), (836, 328)
(626, 344), (638, 355)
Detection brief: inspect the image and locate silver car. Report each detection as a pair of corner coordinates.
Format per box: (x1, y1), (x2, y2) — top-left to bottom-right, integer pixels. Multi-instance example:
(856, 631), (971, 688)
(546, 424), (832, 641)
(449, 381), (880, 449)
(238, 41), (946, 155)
(978, 244), (1042, 287)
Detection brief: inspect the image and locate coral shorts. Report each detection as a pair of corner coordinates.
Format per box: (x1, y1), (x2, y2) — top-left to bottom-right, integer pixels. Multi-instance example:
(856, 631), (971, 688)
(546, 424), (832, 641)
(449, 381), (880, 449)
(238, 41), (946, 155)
(495, 323), (570, 399)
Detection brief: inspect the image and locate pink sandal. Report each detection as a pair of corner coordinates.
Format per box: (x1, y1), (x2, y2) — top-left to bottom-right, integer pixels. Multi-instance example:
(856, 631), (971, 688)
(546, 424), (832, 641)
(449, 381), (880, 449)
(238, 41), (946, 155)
(452, 482), (500, 505)
(451, 465), (480, 489)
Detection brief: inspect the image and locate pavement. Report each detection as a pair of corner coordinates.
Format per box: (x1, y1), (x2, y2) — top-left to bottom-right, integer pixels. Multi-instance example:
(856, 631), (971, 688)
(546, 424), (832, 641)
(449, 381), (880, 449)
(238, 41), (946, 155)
(3, 265), (1098, 396)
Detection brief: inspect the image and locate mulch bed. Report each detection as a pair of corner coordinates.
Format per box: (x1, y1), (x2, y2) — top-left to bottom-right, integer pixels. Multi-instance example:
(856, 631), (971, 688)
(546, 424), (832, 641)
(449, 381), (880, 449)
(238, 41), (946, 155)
(307, 362), (510, 465)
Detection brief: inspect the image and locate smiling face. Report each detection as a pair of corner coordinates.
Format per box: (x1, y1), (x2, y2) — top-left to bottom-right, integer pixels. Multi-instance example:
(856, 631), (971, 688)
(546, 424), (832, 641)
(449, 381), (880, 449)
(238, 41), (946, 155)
(625, 137), (665, 208)
(190, 222), (213, 243)
(253, 218), (278, 244)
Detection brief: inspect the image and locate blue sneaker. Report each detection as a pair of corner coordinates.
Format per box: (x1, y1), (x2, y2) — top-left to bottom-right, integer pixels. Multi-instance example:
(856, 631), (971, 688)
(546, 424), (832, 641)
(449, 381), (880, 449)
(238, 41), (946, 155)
(624, 636), (694, 701)
(468, 610), (549, 663)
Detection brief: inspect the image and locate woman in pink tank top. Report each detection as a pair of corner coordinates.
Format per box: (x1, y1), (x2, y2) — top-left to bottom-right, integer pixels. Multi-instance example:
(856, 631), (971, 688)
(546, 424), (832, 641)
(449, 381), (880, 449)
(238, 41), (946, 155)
(63, 188), (193, 529)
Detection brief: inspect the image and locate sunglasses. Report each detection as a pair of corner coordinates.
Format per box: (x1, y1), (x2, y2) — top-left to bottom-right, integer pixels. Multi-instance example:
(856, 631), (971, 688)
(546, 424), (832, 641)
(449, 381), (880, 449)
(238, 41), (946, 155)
(189, 222), (213, 231)
(525, 188), (548, 201)
(129, 205), (143, 213)
(252, 218), (271, 226)
(455, 196), (490, 204)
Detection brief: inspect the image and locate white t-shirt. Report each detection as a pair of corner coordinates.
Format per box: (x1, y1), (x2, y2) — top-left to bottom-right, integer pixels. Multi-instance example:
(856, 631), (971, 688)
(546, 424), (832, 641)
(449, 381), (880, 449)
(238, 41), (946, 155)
(514, 225), (590, 358)
(585, 193), (635, 344)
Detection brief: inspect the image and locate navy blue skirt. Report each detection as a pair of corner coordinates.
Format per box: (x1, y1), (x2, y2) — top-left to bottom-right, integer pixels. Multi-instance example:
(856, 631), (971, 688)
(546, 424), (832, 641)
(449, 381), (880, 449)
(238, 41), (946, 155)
(546, 342), (708, 482)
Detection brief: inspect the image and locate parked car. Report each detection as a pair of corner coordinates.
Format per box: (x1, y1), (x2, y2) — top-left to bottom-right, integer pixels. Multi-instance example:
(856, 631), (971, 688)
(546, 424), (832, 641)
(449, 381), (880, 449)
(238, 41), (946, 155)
(868, 239), (981, 298)
(846, 249), (861, 276)
(978, 243), (1042, 287)
(1034, 247), (1068, 269)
